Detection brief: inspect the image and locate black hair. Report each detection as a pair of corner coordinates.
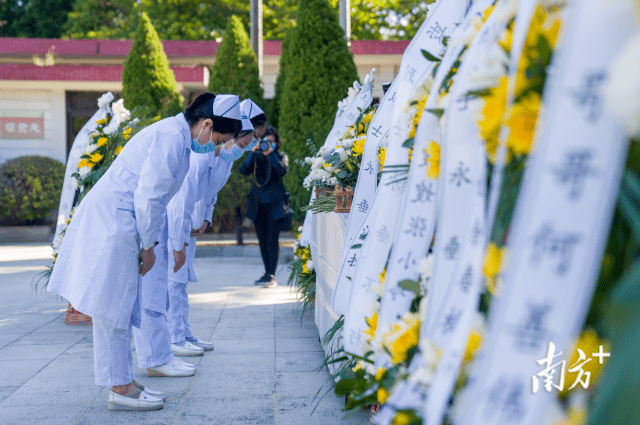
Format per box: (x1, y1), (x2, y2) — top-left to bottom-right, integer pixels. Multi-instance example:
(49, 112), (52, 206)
(263, 126), (281, 150)
(184, 92), (242, 137)
(250, 113), (268, 128)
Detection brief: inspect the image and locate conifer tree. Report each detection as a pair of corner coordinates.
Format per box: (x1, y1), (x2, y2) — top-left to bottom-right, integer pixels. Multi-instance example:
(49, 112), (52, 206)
(122, 12), (182, 117)
(280, 0), (358, 219)
(269, 25), (296, 129)
(208, 15), (264, 231)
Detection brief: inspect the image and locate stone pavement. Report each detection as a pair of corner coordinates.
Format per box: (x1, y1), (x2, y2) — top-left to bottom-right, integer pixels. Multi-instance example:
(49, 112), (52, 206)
(0, 245), (369, 425)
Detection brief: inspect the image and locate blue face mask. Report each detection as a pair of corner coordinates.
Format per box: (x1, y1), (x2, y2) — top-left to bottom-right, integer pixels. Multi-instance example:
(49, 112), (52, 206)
(219, 142), (245, 162)
(191, 127), (216, 154)
(245, 137), (258, 152)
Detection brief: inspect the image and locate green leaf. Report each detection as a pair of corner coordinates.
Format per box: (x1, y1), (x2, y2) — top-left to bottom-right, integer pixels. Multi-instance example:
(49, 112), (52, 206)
(398, 279), (421, 296)
(334, 378), (356, 395)
(421, 49), (441, 62)
(337, 170), (347, 179)
(426, 108), (444, 118)
(351, 243), (362, 249)
(402, 137), (415, 149)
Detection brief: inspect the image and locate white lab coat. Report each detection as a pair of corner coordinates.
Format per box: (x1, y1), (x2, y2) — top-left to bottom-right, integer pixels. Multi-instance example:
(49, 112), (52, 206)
(48, 113), (193, 330)
(166, 151), (233, 283)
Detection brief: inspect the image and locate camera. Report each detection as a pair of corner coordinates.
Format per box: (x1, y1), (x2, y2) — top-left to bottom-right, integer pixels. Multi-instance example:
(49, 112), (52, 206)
(258, 138), (271, 152)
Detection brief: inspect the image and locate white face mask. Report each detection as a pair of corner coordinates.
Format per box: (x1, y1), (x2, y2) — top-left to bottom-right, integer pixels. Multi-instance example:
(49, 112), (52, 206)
(191, 126), (216, 154)
(218, 140), (245, 162)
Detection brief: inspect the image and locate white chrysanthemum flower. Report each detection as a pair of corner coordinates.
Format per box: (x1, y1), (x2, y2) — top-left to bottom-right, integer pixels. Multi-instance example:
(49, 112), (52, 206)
(297, 226), (304, 232)
(312, 157), (325, 170)
(306, 260), (314, 271)
(304, 157), (314, 165)
(334, 147), (348, 163)
(97, 92), (114, 111)
(492, 0), (517, 25)
(449, 15), (484, 48)
(470, 45), (509, 87)
(603, 32), (640, 138)
(293, 254), (299, 261)
(327, 176), (337, 186)
(78, 166), (91, 178)
(370, 280), (385, 297)
(83, 143), (98, 155)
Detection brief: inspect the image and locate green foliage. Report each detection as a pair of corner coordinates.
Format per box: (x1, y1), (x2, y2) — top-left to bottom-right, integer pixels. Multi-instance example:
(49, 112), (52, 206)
(280, 0), (357, 220)
(0, 156), (65, 225)
(122, 12), (183, 118)
(269, 23), (296, 129)
(0, 0), (72, 37)
(207, 15), (264, 228)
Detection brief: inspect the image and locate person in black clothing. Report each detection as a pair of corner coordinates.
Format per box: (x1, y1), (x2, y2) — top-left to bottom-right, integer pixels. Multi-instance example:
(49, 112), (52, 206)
(238, 127), (288, 287)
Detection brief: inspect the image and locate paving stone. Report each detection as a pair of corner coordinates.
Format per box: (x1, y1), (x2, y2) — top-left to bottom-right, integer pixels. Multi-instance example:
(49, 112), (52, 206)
(2, 376), (101, 406)
(211, 325), (275, 340)
(0, 385), (19, 403)
(10, 330), (88, 345)
(277, 396), (369, 425)
(179, 397), (276, 425)
(33, 355), (95, 379)
(205, 338), (275, 354)
(76, 396), (181, 424)
(276, 337), (324, 353)
(0, 358), (51, 385)
(276, 371), (333, 397)
(189, 372), (275, 398)
(0, 401), (91, 425)
(276, 351), (327, 372)
(198, 352), (275, 374)
(0, 343), (72, 360)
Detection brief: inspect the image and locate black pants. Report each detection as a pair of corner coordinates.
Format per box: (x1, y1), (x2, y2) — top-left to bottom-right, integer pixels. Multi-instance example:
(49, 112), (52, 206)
(254, 202), (281, 276)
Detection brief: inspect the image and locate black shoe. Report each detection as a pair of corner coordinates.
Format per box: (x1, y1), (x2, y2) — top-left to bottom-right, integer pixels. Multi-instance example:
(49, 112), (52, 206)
(263, 275), (278, 288)
(254, 274), (270, 285)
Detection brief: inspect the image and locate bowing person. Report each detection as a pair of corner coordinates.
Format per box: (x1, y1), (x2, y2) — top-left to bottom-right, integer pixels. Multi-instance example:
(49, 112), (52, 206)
(131, 94), (246, 377)
(47, 92), (242, 411)
(166, 99), (268, 352)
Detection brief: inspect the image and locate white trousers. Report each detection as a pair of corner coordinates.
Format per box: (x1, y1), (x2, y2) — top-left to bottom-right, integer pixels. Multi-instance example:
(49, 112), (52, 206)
(168, 280), (194, 344)
(132, 308), (175, 368)
(93, 318), (134, 387)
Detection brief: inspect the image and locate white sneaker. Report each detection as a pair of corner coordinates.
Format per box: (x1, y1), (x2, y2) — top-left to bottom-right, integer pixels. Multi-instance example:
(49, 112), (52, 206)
(147, 358), (196, 377)
(135, 384), (167, 401)
(175, 357), (196, 369)
(187, 337), (214, 351)
(171, 341), (204, 357)
(108, 390), (164, 411)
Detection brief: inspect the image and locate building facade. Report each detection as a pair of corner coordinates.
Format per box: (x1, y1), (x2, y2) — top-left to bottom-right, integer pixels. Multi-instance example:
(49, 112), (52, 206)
(0, 37), (407, 166)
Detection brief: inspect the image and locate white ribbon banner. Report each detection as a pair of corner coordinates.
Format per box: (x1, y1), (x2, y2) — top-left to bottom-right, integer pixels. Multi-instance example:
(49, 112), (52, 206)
(341, 0), (472, 356)
(456, 1), (636, 424)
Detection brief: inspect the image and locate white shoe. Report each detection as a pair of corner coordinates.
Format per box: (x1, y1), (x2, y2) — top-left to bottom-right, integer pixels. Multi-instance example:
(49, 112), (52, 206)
(171, 341), (204, 357)
(187, 337), (214, 351)
(175, 357), (196, 369)
(108, 390), (164, 411)
(147, 358), (196, 377)
(135, 384), (167, 401)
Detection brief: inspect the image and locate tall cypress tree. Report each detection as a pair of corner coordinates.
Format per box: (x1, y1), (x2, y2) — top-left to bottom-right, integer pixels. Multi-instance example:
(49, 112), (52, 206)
(122, 12), (182, 117)
(280, 0), (358, 220)
(208, 15), (264, 232)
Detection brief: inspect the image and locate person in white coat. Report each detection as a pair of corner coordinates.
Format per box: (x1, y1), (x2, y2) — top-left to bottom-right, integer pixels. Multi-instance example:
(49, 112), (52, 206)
(47, 92), (243, 411)
(166, 99), (268, 351)
(131, 115), (255, 367)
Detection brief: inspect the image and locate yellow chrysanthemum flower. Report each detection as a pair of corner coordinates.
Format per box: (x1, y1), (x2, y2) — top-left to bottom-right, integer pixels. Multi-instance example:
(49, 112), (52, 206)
(463, 330), (483, 363)
(352, 362), (363, 372)
(505, 91), (541, 156)
(302, 263), (309, 274)
(375, 367), (386, 381)
(363, 112), (374, 124)
(115, 146), (123, 156)
(121, 127), (133, 135)
(377, 388), (389, 404)
(483, 5), (495, 22)
(90, 152), (104, 164)
(96, 118), (108, 125)
(478, 76), (509, 163)
(560, 329), (610, 396)
(425, 141), (440, 179)
(379, 268), (386, 284)
(352, 137), (365, 156)
(78, 159), (93, 169)
(390, 325), (420, 364)
(364, 312), (379, 341)
(499, 27), (513, 53)
(392, 412), (412, 425)
(96, 137), (108, 147)
(483, 242), (504, 294)
(378, 147), (387, 172)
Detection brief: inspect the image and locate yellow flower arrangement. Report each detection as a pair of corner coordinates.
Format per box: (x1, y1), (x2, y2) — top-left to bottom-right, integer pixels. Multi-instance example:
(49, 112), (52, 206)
(478, 76), (509, 163)
(499, 26), (513, 53)
(392, 412), (412, 425)
(96, 117), (108, 125)
(425, 141), (441, 179)
(379, 267), (387, 284)
(375, 367), (386, 381)
(483, 242), (504, 295)
(378, 147), (387, 172)
(351, 136), (365, 156)
(552, 408), (587, 425)
(115, 146), (123, 156)
(96, 137), (108, 147)
(383, 313), (421, 365)
(505, 91), (541, 156)
(122, 127), (133, 141)
(407, 94), (429, 140)
(90, 152), (104, 163)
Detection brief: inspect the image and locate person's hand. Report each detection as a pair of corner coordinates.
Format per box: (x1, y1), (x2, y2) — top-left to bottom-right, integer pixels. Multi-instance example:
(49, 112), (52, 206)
(251, 142), (261, 153)
(139, 246), (156, 276)
(173, 244), (187, 273)
(190, 221), (209, 237)
(262, 144), (274, 156)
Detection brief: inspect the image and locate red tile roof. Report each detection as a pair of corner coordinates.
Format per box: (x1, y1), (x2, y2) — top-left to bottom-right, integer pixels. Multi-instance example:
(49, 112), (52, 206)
(0, 37), (408, 57)
(0, 64), (205, 82)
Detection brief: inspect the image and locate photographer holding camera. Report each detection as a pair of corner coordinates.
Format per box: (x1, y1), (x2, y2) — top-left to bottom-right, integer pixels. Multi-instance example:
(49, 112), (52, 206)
(238, 127), (289, 288)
